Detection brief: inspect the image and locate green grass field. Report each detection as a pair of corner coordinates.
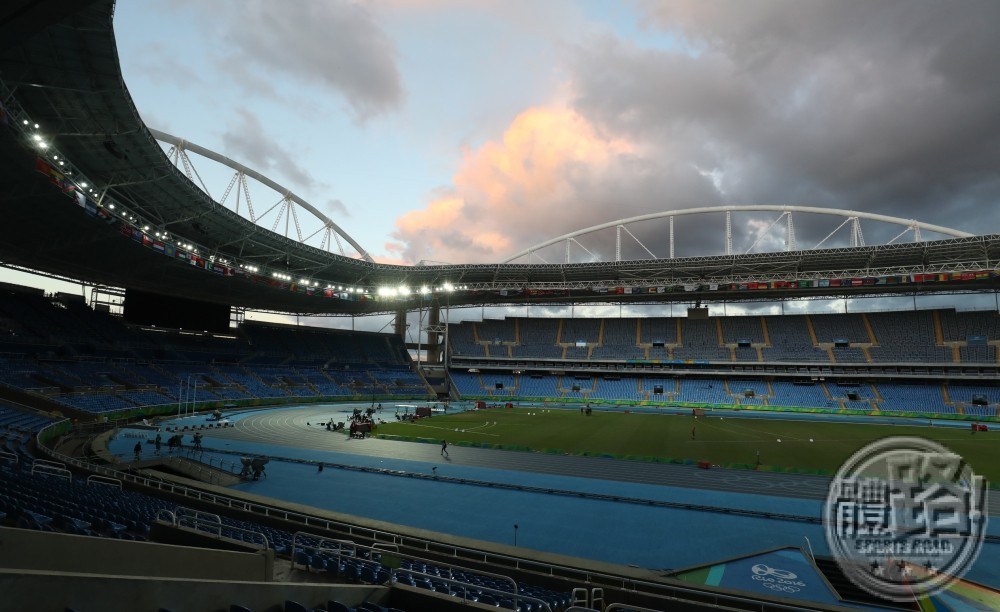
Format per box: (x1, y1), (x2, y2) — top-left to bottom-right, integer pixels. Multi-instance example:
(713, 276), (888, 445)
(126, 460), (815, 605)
(376, 408), (1000, 483)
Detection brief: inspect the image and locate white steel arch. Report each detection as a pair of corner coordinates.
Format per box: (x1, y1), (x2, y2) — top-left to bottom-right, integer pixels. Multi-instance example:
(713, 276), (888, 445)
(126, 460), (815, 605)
(502, 205), (974, 264)
(149, 128), (374, 263)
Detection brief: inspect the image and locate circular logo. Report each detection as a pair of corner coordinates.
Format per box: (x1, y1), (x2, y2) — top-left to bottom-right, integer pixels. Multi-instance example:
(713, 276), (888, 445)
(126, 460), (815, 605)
(824, 437), (988, 601)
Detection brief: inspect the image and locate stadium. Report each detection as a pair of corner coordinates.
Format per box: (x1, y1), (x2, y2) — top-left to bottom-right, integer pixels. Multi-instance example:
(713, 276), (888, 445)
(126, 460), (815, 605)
(1, 2), (999, 612)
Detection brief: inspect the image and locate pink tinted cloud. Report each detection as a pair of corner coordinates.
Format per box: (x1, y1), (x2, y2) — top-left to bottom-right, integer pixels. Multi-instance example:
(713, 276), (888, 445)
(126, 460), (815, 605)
(387, 106), (634, 264)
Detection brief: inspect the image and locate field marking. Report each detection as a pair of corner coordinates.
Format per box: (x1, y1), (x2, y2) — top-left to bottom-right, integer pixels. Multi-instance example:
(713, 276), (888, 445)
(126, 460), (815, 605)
(403, 421), (500, 437)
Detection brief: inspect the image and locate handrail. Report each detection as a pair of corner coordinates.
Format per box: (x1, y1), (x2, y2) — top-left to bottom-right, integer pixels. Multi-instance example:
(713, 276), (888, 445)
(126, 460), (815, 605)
(31, 462), (73, 481)
(86, 474), (122, 488)
(32, 458), (66, 471)
(32, 419), (857, 612)
(175, 506), (222, 526)
(0, 449), (17, 464)
(175, 515), (269, 550)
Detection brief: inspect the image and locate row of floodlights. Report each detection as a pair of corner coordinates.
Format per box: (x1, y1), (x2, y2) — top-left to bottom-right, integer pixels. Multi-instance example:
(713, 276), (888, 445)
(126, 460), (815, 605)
(25, 119), (469, 298)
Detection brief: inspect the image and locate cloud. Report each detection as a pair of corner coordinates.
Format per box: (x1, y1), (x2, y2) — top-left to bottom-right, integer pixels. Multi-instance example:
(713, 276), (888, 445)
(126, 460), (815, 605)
(571, 0), (1000, 244)
(221, 109), (322, 191)
(387, 106), (725, 263)
(179, 0), (403, 122)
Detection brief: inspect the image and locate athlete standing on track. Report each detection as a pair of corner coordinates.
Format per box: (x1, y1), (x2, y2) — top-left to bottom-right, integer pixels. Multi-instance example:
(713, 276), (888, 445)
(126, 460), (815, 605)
(441, 439), (449, 457)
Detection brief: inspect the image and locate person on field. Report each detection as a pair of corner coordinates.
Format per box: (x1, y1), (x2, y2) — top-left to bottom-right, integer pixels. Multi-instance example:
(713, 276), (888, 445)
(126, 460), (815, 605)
(441, 439), (449, 457)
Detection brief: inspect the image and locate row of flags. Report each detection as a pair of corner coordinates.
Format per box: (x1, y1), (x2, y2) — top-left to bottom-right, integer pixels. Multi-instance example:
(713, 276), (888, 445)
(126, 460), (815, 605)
(33, 156), (1000, 305)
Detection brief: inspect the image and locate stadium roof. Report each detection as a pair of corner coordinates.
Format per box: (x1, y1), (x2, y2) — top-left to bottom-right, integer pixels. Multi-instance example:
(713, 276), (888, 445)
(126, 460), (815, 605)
(1, 0), (998, 315)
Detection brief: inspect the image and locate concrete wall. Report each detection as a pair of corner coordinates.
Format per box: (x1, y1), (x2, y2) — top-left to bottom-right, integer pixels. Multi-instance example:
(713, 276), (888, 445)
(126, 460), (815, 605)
(0, 526), (270, 582)
(0, 569), (386, 612)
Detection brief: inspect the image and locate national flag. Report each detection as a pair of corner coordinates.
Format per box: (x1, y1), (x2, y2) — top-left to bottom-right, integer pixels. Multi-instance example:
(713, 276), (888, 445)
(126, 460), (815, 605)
(141, 234), (153, 247)
(499, 289), (508, 296)
(657, 286), (666, 293)
(614, 287), (624, 294)
(708, 283), (719, 291)
(164, 244), (176, 258)
(131, 229), (143, 242)
(683, 284), (696, 291)
(35, 157), (53, 177)
(119, 221), (131, 237)
(593, 287), (608, 294)
(96, 206), (114, 223)
(75, 192), (86, 208)
(176, 249), (191, 262)
(152, 241), (165, 254)
(818, 279), (830, 287)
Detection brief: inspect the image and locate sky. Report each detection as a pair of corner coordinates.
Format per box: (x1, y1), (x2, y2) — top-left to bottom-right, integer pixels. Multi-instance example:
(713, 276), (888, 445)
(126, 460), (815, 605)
(6, 0), (1000, 332)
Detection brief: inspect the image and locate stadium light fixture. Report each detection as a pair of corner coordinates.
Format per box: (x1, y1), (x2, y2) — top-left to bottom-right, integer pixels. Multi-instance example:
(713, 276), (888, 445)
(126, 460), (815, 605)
(443, 282), (454, 292)
(80, 182), (88, 188)
(398, 286), (411, 296)
(33, 123), (39, 129)
(420, 285), (430, 295)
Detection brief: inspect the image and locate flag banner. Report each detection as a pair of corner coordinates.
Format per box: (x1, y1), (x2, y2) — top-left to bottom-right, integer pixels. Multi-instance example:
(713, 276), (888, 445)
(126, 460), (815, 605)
(141, 234), (153, 247)
(624, 287), (634, 294)
(683, 284), (696, 291)
(35, 157), (53, 176)
(119, 221), (131, 236)
(152, 241), (165, 253)
(75, 192), (86, 208)
(96, 206), (114, 223)
(818, 279), (830, 287)
(164, 243), (176, 258)
(131, 229), (143, 242)
(708, 283), (719, 291)
(657, 286), (666, 293)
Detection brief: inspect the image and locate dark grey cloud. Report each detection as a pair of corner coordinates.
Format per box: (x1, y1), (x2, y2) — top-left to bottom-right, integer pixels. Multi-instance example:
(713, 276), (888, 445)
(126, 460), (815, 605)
(564, 0), (1000, 245)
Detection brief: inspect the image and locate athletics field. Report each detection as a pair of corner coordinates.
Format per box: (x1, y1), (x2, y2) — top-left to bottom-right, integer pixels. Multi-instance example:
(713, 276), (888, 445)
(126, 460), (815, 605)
(375, 407), (1000, 483)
